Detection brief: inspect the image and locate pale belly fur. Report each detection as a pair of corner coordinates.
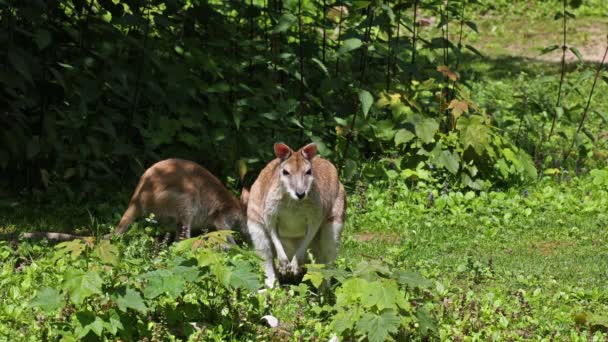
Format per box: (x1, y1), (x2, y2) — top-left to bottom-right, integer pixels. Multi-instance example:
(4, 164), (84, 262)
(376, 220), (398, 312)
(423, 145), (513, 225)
(275, 200), (321, 239)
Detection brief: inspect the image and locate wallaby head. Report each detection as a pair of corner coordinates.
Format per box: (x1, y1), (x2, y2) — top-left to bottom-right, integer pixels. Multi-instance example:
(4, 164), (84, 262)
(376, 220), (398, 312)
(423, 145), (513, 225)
(274, 142), (317, 201)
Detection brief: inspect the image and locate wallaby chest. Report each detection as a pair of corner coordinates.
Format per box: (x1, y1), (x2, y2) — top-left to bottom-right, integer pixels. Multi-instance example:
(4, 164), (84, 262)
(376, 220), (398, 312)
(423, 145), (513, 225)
(265, 194), (322, 239)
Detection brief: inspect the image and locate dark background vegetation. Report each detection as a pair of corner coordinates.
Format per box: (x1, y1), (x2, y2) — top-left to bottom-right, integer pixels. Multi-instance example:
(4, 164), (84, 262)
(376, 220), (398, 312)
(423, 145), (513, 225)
(1, 1), (608, 340)
(2, 0), (606, 201)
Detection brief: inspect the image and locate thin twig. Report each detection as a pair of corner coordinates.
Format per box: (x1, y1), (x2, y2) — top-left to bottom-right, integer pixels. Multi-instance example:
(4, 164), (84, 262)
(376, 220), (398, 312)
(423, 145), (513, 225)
(548, 0), (568, 141)
(394, 1), (402, 84)
(335, 3), (344, 76)
(129, 0), (151, 122)
(341, 4), (374, 171)
(386, 13), (393, 92)
(564, 39), (608, 162)
(411, 0), (419, 66)
(322, 0), (327, 63)
(298, 0), (305, 140)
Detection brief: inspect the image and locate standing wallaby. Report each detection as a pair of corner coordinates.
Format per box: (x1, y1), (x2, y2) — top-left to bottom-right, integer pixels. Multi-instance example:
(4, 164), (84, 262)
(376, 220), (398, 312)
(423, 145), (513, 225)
(115, 158), (248, 241)
(246, 142), (346, 288)
(1, 159), (248, 242)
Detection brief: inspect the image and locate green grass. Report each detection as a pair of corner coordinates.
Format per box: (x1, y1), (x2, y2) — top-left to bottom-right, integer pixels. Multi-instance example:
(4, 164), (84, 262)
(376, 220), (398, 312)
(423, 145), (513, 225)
(1, 175), (607, 340)
(339, 177), (608, 339)
(2, 3), (608, 340)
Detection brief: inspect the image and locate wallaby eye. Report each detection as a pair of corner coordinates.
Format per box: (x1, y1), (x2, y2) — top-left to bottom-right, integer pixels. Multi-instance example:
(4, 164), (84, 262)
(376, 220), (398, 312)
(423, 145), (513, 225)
(282, 169), (290, 176)
(306, 169), (312, 175)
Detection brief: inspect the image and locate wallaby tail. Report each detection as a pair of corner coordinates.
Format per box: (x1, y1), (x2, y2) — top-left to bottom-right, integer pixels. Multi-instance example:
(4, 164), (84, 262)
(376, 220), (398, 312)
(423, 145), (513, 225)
(0, 232), (90, 241)
(115, 203), (139, 235)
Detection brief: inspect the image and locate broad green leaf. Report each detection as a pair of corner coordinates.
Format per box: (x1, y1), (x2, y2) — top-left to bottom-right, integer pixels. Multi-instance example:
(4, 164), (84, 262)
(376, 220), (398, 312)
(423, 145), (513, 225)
(339, 38), (363, 55)
(374, 120), (395, 141)
(114, 287), (147, 313)
(569, 47), (583, 62)
(57, 62), (74, 70)
(544, 168), (561, 175)
(356, 310), (401, 342)
(55, 239), (86, 259)
(272, 13), (297, 33)
(303, 270), (324, 289)
(540, 44), (559, 55)
(496, 158), (511, 179)
(63, 270), (103, 305)
(89, 316), (105, 336)
(352, 1), (371, 10)
(517, 149), (538, 179)
(394, 129), (415, 146)
(311, 58), (328, 75)
(228, 260), (260, 291)
(30, 287), (63, 312)
(104, 309), (124, 335)
(415, 118), (439, 144)
(457, 115), (491, 155)
(464, 20), (478, 33)
(75, 311), (104, 338)
(465, 44), (483, 57)
(358, 89), (373, 118)
(332, 308), (360, 334)
(34, 29), (52, 50)
(436, 150), (460, 174)
(361, 280), (401, 310)
(354, 260), (390, 278)
(336, 278), (368, 306)
(8, 50), (32, 82)
(92, 240), (119, 265)
(555, 106), (564, 120)
(395, 270), (433, 289)
(140, 269), (186, 299)
(344, 159), (358, 181)
(416, 308), (437, 335)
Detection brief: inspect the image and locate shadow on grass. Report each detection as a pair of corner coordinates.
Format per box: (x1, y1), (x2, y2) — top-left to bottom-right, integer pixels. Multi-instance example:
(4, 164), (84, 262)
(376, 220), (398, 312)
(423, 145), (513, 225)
(460, 52), (604, 81)
(0, 189), (126, 236)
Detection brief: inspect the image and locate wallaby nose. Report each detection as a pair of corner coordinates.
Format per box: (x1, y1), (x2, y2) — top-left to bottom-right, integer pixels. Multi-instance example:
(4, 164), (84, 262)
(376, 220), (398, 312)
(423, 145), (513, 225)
(296, 192), (306, 199)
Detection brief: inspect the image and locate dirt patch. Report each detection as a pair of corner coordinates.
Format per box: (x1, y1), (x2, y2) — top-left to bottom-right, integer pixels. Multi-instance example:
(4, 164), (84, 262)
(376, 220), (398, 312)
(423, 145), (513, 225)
(533, 24), (608, 63)
(531, 241), (575, 256)
(473, 16), (608, 63)
(353, 232), (401, 244)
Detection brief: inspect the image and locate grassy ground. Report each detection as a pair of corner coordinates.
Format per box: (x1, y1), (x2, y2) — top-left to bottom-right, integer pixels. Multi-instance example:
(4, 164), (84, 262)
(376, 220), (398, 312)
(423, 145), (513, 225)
(339, 176), (608, 339)
(2, 3), (608, 341)
(1, 176), (607, 340)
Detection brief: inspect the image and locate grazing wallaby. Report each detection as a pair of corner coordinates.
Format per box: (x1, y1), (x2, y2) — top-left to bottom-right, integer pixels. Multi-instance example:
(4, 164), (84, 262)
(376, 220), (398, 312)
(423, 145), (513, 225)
(247, 142), (346, 288)
(114, 158), (248, 241)
(0, 159), (248, 243)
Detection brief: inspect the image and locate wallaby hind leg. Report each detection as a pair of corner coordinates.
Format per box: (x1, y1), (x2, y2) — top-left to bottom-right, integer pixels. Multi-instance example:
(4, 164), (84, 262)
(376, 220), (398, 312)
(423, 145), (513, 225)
(310, 219), (344, 266)
(248, 221), (277, 288)
(175, 213), (194, 241)
(213, 216), (237, 245)
(115, 203), (140, 236)
(175, 224), (191, 241)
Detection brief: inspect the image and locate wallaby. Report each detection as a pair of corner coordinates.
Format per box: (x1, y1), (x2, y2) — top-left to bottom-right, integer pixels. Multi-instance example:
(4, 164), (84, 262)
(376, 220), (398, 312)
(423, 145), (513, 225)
(246, 142), (346, 288)
(1, 159), (248, 243)
(114, 158), (248, 242)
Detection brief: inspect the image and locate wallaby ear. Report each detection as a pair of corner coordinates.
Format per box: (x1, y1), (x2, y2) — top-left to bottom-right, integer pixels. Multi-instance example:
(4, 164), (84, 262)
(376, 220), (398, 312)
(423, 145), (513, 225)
(301, 143), (317, 160)
(274, 142), (292, 160)
(240, 187), (250, 207)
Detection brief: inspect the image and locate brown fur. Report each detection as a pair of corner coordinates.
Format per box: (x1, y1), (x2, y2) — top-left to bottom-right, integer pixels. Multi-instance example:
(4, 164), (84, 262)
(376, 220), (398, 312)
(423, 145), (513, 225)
(1, 159), (247, 242)
(115, 159), (247, 240)
(247, 143), (346, 287)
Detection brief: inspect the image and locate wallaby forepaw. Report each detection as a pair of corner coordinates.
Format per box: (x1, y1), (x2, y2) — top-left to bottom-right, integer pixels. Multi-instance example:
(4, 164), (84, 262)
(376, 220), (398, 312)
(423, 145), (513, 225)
(278, 259), (290, 275)
(288, 258), (301, 276)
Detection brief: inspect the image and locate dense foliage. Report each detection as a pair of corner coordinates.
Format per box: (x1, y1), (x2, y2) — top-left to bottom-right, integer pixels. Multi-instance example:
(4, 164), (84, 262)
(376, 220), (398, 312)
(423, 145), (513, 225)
(2, 172), (608, 340)
(3, 0), (606, 195)
(2, 0), (608, 340)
